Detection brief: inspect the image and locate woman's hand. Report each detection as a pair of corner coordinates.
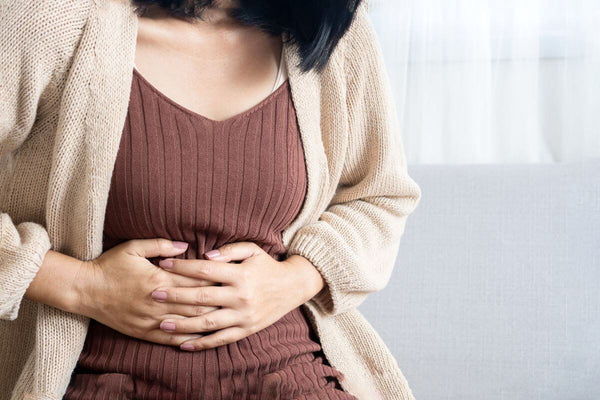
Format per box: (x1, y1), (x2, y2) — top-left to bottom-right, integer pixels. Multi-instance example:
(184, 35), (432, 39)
(150, 242), (324, 351)
(76, 238), (220, 346)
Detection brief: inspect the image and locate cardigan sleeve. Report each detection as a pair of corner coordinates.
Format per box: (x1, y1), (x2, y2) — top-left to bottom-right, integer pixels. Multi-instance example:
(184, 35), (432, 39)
(285, 3), (422, 317)
(0, 1), (88, 321)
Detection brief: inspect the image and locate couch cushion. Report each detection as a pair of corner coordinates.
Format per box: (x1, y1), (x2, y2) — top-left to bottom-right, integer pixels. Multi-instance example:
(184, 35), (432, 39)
(358, 158), (600, 400)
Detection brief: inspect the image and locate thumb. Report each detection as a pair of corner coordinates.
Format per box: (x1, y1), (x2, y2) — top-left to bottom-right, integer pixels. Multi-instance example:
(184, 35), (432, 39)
(126, 238), (189, 258)
(204, 241), (262, 262)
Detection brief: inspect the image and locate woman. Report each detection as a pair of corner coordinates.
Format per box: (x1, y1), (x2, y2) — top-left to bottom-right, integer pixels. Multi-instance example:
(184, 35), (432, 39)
(0, 0), (422, 399)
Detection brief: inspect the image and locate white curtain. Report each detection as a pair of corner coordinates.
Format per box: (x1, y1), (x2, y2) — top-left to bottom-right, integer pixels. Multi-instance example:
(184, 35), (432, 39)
(368, 0), (600, 164)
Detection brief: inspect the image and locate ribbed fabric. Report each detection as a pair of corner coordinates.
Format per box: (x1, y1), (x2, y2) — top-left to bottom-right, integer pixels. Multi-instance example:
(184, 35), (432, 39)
(63, 67), (357, 400)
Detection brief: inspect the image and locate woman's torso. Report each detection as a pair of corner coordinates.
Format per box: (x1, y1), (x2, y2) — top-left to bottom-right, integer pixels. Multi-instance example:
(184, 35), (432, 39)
(64, 63), (355, 399)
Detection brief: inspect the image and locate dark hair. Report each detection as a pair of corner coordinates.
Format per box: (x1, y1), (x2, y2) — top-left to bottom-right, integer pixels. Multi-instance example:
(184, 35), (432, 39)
(131, 0), (364, 73)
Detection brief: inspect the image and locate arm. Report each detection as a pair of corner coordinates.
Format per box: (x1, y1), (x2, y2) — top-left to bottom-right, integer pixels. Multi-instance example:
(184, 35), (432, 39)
(284, 3), (422, 317)
(22, 250), (90, 317)
(0, 1), (89, 320)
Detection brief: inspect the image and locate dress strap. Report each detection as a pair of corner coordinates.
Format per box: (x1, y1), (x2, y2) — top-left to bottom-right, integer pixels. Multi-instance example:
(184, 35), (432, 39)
(270, 42), (286, 94)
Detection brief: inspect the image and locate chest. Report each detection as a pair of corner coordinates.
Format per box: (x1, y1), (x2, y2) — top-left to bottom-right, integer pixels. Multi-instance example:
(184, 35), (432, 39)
(134, 16), (285, 122)
(25, 1), (351, 261)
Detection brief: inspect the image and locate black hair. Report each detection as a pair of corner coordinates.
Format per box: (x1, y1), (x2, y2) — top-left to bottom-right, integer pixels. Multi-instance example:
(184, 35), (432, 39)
(131, 0), (364, 73)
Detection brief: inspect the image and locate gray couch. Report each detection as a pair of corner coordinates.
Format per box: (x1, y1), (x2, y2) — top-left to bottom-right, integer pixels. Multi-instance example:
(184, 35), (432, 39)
(358, 158), (600, 400)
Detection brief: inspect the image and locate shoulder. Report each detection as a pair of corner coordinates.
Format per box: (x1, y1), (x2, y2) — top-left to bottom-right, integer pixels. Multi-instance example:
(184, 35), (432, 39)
(318, 0), (386, 95)
(0, 0), (93, 28)
(0, 0), (94, 128)
(1, 0), (92, 63)
(337, 1), (384, 81)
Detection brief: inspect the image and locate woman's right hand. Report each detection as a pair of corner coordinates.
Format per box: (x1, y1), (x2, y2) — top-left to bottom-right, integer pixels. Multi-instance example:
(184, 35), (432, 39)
(76, 238), (219, 347)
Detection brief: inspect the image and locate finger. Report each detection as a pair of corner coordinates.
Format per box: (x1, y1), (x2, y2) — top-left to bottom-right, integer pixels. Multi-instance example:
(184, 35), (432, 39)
(144, 328), (203, 347)
(162, 303), (220, 318)
(151, 285), (238, 307)
(167, 273), (218, 288)
(159, 308), (241, 334)
(179, 326), (249, 351)
(204, 241), (262, 262)
(125, 237), (189, 258)
(158, 258), (239, 285)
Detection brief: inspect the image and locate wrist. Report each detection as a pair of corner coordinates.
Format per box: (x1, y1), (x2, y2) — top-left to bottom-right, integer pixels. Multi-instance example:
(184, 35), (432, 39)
(24, 250), (95, 317)
(283, 255), (325, 303)
(71, 259), (100, 318)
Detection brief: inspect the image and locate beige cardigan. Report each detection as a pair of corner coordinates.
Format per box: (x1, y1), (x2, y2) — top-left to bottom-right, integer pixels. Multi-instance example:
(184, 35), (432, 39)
(0, 0), (422, 399)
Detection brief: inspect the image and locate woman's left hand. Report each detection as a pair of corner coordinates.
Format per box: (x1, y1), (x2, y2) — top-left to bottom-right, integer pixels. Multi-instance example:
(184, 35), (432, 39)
(151, 241), (323, 351)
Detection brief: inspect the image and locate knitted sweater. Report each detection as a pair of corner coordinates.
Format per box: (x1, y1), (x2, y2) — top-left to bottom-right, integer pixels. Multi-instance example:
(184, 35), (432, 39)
(0, 0), (422, 399)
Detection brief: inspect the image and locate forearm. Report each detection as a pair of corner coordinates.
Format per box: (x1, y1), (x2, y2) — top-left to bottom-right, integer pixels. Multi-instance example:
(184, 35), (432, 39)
(23, 249), (90, 316)
(283, 254), (326, 304)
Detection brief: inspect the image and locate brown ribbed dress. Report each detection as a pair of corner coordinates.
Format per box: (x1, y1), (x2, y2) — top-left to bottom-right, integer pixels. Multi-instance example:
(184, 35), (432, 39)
(63, 67), (357, 400)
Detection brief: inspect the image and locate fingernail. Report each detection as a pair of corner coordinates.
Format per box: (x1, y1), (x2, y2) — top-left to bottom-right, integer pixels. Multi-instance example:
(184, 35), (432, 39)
(160, 321), (176, 331)
(204, 249), (220, 258)
(151, 291), (167, 300)
(159, 259), (173, 269)
(180, 343), (195, 351)
(172, 241), (188, 249)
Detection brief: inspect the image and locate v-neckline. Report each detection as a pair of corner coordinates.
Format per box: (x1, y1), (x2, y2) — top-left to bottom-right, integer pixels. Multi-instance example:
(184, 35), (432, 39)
(93, 3), (329, 250)
(132, 66), (290, 124)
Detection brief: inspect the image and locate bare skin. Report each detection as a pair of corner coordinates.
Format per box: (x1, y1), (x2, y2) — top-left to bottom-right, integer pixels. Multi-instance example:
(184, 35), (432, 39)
(133, 0), (284, 122)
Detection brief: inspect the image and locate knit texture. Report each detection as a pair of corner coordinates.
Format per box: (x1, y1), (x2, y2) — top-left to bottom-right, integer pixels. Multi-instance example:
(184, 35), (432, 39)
(0, 0), (422, 399)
